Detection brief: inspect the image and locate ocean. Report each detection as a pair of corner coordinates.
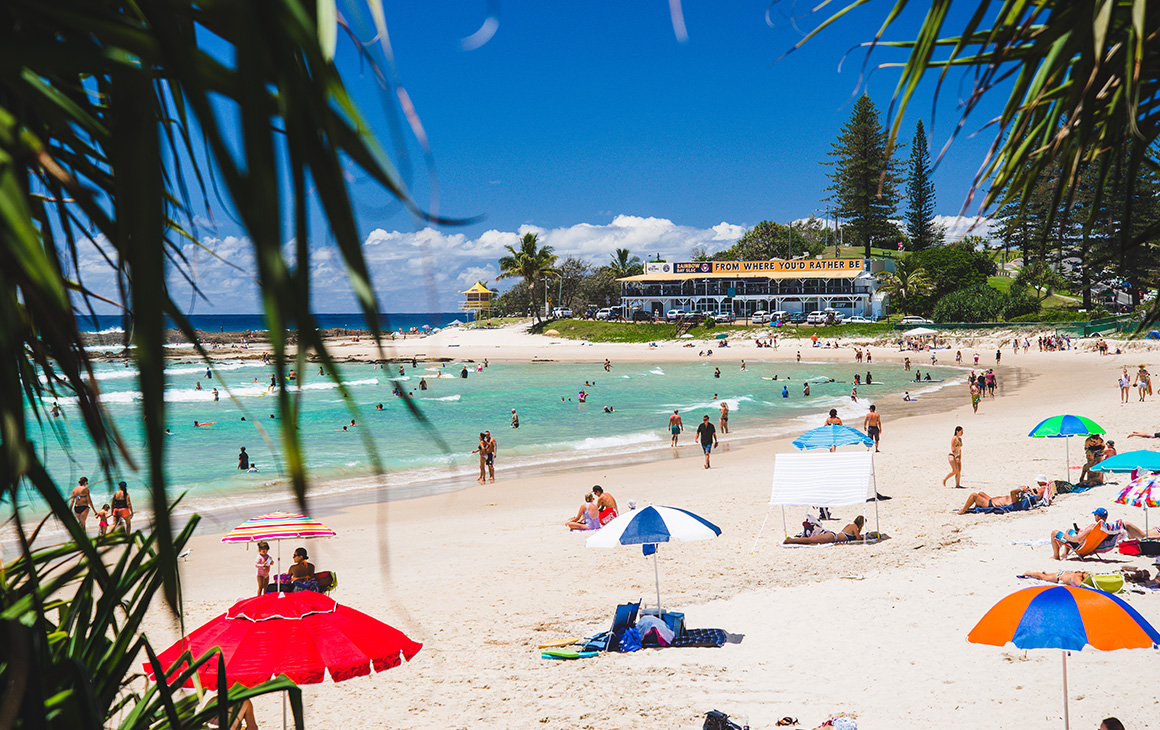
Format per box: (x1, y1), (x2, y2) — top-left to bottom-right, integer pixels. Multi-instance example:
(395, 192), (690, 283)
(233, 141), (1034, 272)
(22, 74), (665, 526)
(19, 357), (962, 520)
(78, 312), (467, 334)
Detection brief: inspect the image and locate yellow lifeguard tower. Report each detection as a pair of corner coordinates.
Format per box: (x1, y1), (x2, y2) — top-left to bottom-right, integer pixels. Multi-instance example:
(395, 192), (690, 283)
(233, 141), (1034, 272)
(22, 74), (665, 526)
(460, 281), (496, 320)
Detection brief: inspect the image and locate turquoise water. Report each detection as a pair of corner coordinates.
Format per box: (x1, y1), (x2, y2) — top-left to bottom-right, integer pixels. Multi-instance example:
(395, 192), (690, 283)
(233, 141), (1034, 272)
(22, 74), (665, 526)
(23, 357), (960, 515)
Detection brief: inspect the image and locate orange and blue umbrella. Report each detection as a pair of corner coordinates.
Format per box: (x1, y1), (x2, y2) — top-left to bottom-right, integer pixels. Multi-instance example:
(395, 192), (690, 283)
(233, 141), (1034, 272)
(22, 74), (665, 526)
(968, 586), (1158, 729)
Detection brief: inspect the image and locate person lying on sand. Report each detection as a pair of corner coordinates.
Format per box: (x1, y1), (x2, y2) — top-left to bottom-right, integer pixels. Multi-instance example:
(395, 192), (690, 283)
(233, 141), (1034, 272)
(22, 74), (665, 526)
(1121, 521), (1160, 540)
(784, 516), (864, 545)
(957, 477), (1051, 514)
(1019, 569), (1091, 586)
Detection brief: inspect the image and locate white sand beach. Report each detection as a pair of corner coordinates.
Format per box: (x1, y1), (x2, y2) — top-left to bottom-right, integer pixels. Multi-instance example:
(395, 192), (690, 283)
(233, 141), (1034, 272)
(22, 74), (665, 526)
(153, 327), (1160, 729)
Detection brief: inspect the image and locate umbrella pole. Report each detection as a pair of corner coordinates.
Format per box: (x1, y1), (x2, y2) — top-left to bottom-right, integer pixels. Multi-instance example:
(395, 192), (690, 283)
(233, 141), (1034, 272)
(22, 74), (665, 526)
(653, 551), (661, 614)
(1061, 651), (1069, 730)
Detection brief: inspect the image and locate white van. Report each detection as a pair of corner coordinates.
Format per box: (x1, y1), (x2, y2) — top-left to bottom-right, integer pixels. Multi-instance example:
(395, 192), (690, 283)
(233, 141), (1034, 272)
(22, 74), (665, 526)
(751, 310), (769, 324)
(770, 310), (789, 323)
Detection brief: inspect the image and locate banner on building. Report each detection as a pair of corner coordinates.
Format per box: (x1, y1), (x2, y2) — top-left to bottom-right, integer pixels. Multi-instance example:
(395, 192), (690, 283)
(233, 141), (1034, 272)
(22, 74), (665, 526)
(669, 259), (863, 274)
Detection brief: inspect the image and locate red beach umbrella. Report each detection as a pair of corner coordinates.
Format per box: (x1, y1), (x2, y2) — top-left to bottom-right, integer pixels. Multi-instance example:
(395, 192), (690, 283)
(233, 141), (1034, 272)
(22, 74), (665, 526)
(147, 591), (422, 688)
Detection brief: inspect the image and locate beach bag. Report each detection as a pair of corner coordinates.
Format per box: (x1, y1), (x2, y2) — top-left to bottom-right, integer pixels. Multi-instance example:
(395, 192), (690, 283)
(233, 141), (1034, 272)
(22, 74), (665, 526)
(1118, 539), (1160, 557)
(703, 710), (743, 730)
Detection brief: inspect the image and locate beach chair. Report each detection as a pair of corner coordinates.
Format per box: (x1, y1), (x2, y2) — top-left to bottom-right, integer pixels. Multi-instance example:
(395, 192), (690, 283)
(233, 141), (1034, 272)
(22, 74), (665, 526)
(315, 570), (338, 594)
(1075, 526), (1123, 562)
(582, 600), (640, 652)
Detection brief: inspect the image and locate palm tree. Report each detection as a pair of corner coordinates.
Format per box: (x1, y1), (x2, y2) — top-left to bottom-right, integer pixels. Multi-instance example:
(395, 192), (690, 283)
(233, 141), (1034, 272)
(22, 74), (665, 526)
(875, 257), (934, 315)
(1, 1), (451, 726)
(496, 233), (558, 321)
(606, 248), (643, 278)
(801, 1), (1160, 251)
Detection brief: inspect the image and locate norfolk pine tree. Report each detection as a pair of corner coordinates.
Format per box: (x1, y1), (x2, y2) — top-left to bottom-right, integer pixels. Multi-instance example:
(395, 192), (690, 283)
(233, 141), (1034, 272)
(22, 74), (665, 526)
(904, 120), (943, 250)
(825, 95), (901, 257)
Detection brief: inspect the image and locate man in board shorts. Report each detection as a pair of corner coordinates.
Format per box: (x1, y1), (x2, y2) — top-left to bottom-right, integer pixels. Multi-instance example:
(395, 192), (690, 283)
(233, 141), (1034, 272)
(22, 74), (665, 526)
(863, 405), (882, 452)
(668, 410), (683, 446)
(697, 415), (718, 469)
(592, 485), (618, 526)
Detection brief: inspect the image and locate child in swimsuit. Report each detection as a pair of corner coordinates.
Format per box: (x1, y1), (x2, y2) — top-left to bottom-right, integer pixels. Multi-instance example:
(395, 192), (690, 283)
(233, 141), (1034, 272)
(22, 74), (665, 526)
(255, 541), (274, 596)
(96, 504), (110, 538)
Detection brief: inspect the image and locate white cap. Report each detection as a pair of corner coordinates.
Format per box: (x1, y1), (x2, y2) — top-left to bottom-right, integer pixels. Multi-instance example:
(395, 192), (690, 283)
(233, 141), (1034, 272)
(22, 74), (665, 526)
(832, 719), (857, 730)
(1036, 474), (1049, 484)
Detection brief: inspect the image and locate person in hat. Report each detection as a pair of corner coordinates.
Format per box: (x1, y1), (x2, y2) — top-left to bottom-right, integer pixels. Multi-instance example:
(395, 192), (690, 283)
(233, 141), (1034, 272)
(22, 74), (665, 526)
(1051, 507), (1110, 560)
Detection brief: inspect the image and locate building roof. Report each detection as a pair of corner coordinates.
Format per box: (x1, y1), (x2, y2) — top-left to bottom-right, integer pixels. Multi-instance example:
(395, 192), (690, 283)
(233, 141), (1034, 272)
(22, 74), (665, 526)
(617, 268), (863, 282)
(461, 282), (494, 295)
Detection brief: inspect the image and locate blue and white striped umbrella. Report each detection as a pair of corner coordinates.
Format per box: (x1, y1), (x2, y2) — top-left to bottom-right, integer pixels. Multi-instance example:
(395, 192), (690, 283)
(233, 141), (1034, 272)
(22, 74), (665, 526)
(792, 424), (874, 451)
(586, 505), (721, 612)
(586, 505), (721, 547)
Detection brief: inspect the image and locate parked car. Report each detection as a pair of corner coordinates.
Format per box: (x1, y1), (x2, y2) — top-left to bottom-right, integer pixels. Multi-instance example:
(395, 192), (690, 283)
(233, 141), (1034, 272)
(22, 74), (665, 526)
(750, 310), (769, 324)
(899, 315), (933, 324)
(805, 311), (828, 324)
(843, 315), (872, 324)
(710, 312), (736, 324)
(594, 308), (613, 320)
(788, 312), (808, 324)
(552, 307), (573, 319)
(770, 310), (789, 324)
(666, 309), (687, 321)
(632, 309), (654, 322)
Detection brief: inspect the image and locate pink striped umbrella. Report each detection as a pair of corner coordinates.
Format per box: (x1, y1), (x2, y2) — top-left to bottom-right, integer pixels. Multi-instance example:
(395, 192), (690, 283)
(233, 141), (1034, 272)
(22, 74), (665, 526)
(221, 512), (336, 543)
(222, 512), (336, 582)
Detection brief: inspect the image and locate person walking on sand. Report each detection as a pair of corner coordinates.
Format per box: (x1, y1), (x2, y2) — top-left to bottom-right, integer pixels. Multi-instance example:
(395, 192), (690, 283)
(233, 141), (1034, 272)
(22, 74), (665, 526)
(970, 380), (982, 413)
(668, 410), (684, 446)
(943, 426), (964, 488)
(111, 481), (134, 533)
(696, 415), (718, 469)
(864, 405), (882, 452)
(719, 401), (729, 434)
(484, 431), (497, 483)
(1135, 364), (1150, 401)
(471, 432), (488, 484)
(1120, 368), (1131, 404)
(69, 476), (92, 530)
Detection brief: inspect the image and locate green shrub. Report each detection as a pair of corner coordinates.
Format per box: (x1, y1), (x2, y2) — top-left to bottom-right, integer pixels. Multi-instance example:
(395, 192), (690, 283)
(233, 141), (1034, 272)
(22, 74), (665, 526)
(933, 284), (1004, 322)
(1000, 285), (1041, 320)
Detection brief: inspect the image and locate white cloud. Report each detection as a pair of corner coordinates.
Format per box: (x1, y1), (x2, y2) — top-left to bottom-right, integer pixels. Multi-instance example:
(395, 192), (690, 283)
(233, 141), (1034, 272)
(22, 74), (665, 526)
(934, 215), (997, 243)
(64, 216), (746, 314)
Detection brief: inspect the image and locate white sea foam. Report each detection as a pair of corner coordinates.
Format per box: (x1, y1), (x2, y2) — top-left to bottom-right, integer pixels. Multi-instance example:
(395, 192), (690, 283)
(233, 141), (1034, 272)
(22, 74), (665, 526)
(661, 395), (758, 413)
(649, 368), (665, 376)
(428, 394), (461, 402)
(570, 432), (663, 450)
(294, 378), (379, 391)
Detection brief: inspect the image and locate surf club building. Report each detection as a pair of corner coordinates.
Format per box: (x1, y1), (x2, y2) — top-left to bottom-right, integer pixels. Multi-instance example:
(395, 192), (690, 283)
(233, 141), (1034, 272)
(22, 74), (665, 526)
(617, 258), (888, 319)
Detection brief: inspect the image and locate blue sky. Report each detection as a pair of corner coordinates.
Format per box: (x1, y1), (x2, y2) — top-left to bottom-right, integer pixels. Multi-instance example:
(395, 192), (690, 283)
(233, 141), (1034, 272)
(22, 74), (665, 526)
(81, 2), (1011, 314)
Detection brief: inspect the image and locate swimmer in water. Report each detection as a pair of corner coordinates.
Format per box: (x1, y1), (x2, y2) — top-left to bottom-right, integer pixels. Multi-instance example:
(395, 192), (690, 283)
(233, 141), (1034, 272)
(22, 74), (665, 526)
(603, 406), (614, 413)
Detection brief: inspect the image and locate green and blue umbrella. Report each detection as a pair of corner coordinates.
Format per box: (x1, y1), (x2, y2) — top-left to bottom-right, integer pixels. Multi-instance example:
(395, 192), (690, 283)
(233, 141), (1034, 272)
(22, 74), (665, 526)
(1028, 415), (1106, 472)
(968, 585), (1159, 729)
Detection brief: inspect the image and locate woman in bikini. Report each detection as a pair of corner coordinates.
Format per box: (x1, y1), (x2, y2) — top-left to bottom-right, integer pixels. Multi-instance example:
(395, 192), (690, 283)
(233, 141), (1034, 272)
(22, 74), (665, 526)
(784, 516), (864, 545)
(471, 432), (488, 484)
(1019, 569), (1092, 587)
(942, 426), (964, 488)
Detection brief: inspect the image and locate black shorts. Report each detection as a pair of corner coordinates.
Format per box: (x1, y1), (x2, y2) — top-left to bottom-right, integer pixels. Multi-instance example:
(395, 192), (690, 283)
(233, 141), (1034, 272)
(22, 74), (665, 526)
(867, 426), (880, 438)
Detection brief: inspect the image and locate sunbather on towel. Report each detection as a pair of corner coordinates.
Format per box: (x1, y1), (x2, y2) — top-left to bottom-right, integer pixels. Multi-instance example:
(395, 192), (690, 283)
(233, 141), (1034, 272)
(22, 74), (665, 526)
(1019, 569), (1091, 586)
(957, 479), (1051, 514)
(784, 515), (864, 545)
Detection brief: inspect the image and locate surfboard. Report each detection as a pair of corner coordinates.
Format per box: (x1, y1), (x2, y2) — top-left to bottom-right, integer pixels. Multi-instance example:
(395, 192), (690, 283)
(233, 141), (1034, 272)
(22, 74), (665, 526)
(537, 637), (581, 649)
(541, 649), (598, 660)
(194, 422), (216, 427)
